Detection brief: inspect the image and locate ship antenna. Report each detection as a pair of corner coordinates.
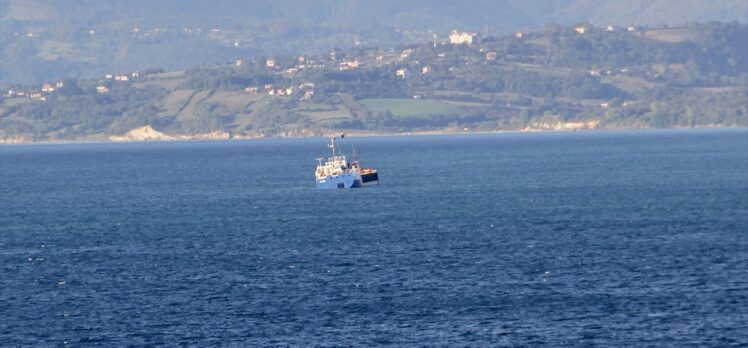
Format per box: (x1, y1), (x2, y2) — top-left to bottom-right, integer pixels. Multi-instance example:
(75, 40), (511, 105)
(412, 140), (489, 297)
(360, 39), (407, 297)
(330, 135), (336, 159)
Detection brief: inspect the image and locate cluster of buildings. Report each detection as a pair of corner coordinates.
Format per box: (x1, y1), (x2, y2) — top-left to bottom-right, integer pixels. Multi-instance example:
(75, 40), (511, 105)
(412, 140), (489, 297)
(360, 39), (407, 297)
(588, 67), (629, 77)
(261, 56), (322, 74)
(574, 24), (639, 35)
(3, 69), (146, 100)
(96, 71), (143, 93)
(338, 60), (360, 70)
(260, 53), (361, 75)
(4, 81), (65, 101)
(103, 72), (140, 82)
(254, 29), (483, 81)
(244, 82), (315, 100)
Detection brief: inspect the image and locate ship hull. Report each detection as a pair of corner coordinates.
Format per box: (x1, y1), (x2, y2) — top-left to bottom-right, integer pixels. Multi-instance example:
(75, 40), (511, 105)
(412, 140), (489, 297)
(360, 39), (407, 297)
(316, 172), (360, 189)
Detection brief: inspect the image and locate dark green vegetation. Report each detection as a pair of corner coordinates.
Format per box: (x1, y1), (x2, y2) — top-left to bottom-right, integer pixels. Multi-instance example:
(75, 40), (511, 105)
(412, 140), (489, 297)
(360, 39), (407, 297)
(2, 0), (746, 86)
(1, 22), (746, 141)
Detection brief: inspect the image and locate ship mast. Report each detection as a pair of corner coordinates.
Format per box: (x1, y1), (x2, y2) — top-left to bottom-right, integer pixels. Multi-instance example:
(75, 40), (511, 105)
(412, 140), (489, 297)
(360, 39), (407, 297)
(329, 136), (337, 159)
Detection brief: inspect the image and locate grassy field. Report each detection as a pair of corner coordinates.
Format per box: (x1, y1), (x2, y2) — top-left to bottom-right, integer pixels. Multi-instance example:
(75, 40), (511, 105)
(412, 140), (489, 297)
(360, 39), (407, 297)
(0, 98), (32, 108)
(298, 105), (354, 123)
(359, 98), (465, 118)
(602, 75), (657, 94)
(37, 41), (77, 61)
(203, 91), (260, 109)
(506, 63), (572, 77)
(6, 1), (58, 21)
(643, 27), (702, 43)
(159, 90), (197, 117)
(296, 101), (338, 112)
(438, 100), (490, 107)
(133, 78), (186, 90)
(175, 90), (212, 121)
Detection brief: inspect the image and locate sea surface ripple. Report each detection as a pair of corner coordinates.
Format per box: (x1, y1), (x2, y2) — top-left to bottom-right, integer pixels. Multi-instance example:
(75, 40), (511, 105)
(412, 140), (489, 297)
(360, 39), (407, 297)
(1, 130), (747, 346)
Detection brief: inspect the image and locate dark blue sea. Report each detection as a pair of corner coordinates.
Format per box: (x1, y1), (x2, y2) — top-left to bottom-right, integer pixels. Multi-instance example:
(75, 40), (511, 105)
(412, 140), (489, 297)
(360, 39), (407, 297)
(1, 129), (747, 346)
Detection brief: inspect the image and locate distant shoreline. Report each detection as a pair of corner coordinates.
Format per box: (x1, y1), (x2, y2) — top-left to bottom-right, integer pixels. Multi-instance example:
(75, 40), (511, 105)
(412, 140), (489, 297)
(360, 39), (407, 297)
(2, 126), (745, 146)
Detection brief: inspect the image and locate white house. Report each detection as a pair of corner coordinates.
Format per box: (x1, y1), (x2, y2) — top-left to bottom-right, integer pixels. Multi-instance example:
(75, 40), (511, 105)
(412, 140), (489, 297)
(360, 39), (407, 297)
(339, 60), (360, 70)
(449, 30), (478, 45)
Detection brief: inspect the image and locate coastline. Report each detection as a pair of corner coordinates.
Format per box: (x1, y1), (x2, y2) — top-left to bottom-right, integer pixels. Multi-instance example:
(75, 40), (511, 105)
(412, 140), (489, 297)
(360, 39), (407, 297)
(1, 125), (745, 146)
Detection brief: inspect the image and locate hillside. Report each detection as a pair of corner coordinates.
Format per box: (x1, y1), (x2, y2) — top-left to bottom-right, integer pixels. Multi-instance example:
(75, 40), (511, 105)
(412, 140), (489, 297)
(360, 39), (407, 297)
(1, 0), (746, 87)
(0, 22), (746, 143)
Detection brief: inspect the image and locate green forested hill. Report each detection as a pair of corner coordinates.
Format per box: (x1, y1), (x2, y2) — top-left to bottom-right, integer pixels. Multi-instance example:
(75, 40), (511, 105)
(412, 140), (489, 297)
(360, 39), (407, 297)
(1, 0), (746, 87)
(0, 22), (746, 142)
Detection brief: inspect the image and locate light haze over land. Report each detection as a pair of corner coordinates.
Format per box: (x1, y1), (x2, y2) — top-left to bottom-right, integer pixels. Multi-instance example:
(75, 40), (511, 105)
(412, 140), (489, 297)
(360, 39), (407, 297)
(2, 0), (746, 85)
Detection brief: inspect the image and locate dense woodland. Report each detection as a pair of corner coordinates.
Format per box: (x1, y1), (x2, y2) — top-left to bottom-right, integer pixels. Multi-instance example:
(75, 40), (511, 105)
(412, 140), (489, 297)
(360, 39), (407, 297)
(0, 22), (746, 141)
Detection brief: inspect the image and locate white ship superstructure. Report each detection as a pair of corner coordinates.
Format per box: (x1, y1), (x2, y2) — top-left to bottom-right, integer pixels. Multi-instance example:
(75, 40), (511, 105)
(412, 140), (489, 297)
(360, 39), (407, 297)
(315, 136), (378, 189)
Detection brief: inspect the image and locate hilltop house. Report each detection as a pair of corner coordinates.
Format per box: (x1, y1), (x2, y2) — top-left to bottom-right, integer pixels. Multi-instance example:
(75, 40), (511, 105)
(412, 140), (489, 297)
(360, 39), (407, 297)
(244, 86), (258, 94)
(575, 26), (587, 35)
(422, 66), (431, 74)
(266, 57), (276, 68)
(485, 52), (497, 62)
(302, 90), (314, 101)
(339, 60), (360, 70)
(299, 82), (315, 89)
(396, 68), (407, 79)
(115, 75), (129, 81)
(42, 84), (54, 93)
(449, 30), (478, 45)
(96, 86), (109, 94)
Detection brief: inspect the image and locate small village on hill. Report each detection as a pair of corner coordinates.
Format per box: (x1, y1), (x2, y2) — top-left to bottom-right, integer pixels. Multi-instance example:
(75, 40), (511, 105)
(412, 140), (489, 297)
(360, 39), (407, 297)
(0, 22), (746, 143)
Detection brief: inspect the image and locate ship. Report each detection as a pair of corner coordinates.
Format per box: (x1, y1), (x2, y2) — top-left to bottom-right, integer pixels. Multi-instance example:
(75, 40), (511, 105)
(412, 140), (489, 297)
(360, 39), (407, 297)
(315, 135), (379, 189)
